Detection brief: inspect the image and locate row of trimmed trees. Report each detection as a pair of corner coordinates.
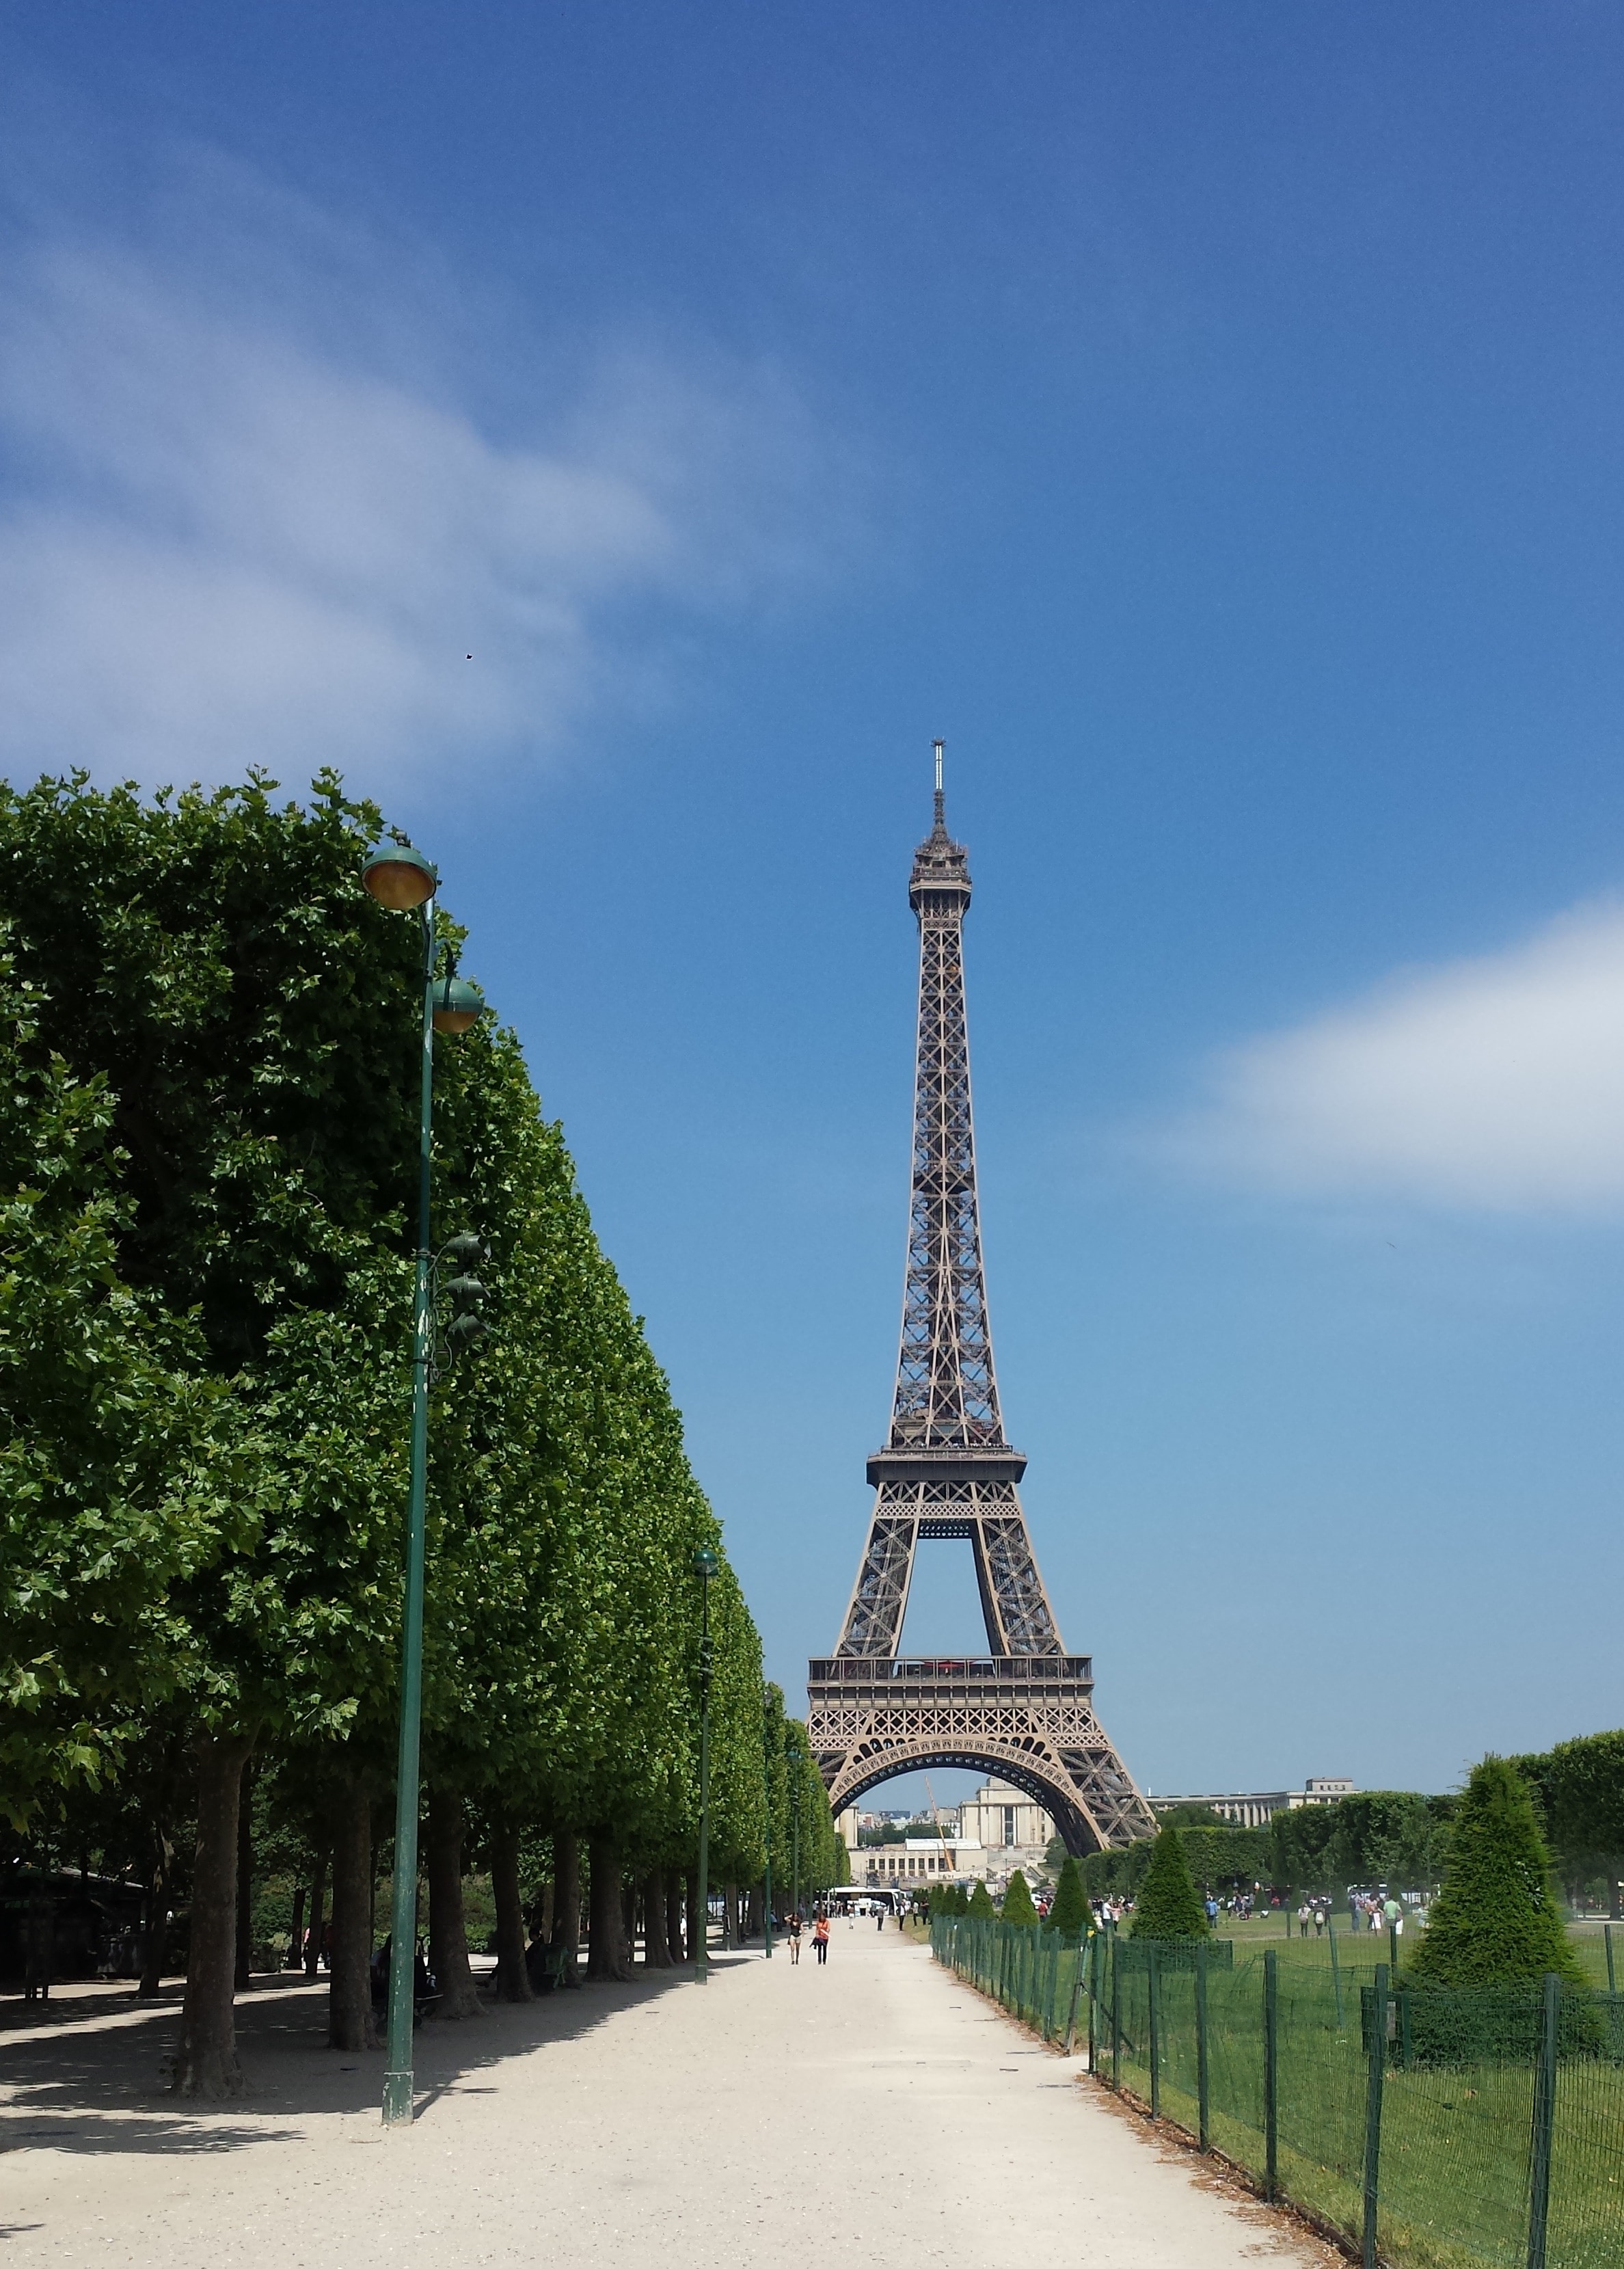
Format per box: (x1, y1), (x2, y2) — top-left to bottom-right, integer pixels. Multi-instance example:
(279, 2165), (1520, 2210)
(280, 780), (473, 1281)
(1078, 1743), (1624, 1912)
(1077, 1757), (1601, 1988)
(0, 773), (838, 2093)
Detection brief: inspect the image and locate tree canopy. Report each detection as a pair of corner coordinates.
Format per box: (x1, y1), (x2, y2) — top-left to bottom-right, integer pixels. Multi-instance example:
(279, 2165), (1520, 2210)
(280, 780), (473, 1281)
(0, 772), (796, 2089)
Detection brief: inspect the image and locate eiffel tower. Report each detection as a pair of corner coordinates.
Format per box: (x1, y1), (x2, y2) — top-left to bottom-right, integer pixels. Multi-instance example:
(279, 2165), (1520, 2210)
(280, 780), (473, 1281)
(807, 749), (1154, 1855)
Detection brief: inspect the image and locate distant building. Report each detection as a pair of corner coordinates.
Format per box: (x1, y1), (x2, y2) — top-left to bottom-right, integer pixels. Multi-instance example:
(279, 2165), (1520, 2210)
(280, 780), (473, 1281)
(835, 1775), (1055, 1890)
(1152, 1777), (1355, 1831)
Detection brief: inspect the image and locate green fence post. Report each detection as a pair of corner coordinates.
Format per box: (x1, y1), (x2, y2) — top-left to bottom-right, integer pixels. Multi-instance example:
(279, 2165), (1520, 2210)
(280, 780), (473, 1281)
(1363, 1963), (1389, 2269)
(1148, 1945), (1161, 2117)
(1526, 1972), (1560, 2269)
(1328, 1907), (1344, 2027)
(1196, 1938), (1210, 2151)
(1064, 1937), (1085, 2056)
(1263, 1948), (1279, 2200)
(1084, 1935), (1097, 2068)
(1111, 1933), (1123, 2091)
(1606, 1922), (1616, 1996)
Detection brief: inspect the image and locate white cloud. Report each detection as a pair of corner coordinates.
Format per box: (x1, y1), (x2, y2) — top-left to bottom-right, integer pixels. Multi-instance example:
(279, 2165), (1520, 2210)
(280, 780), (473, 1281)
(0, 176), (854, 788)
(1161, 900), (1624, 1213)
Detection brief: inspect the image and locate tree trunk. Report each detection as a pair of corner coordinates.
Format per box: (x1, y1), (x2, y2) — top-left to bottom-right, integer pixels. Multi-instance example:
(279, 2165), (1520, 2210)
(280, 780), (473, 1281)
(234, 1769), (254, 1990)
(746, 1886), (762, 1939)
(686, 1872), (702, 1968)
(641, 1870), (673, 1968)
(550, 1829), (581, 1985)
(586, 1835), (634, 1981)
(138, 1827), (171, 1998)
(288, 1885), (306, 1971)
(426, 1784), (483, 2019)
(327, 1776), (379, 2052)
(489, 1820), (533, 2003)
(665, 1873), (686, 1965)
(172, 1731), (253, 2097)
(303, 1856), (326, 1980)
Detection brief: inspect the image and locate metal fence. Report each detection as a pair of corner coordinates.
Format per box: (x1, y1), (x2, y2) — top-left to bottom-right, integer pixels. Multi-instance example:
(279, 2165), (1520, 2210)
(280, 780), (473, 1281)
(930, 1916), (1624, 2269)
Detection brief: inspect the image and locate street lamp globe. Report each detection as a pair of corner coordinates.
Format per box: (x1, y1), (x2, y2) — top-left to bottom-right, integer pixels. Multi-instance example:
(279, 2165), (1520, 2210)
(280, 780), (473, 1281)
(431, 974), (486, 1035)
(692, 1546), (720, 1581)
(361, 841), (438, 910)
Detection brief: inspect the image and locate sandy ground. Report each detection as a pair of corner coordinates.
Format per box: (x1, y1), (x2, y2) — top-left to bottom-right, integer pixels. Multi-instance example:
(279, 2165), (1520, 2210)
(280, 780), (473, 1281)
(1, 1921), (1328, 2267)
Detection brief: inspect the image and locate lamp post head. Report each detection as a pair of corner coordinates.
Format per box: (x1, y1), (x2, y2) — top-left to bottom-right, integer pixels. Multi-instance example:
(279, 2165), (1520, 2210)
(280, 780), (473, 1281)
(431, 974), (486, 1035)
(692, 1546), (719, 1582)
(362, 840), (437, 911)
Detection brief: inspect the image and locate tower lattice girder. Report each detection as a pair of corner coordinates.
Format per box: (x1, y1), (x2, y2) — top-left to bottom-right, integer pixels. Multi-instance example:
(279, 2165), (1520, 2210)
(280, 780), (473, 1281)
(809, 764), (1153, 1857)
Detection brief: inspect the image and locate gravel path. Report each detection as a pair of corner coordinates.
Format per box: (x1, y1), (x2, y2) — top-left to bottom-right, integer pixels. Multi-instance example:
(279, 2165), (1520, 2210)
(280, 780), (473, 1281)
(1, 1921), (1324, 2266)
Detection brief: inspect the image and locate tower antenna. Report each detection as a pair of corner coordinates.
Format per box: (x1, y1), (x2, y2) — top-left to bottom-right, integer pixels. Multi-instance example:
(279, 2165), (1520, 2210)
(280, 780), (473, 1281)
(933, 738), (945, 825)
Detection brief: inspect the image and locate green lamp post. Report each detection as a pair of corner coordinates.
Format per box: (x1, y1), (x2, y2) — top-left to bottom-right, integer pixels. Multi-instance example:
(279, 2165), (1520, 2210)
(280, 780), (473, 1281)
(362, 838), (487, 2128)
(761, 1691), (774, 1960)
(692, 1545), (718, 1983)
(788, 1730), (802, 1924)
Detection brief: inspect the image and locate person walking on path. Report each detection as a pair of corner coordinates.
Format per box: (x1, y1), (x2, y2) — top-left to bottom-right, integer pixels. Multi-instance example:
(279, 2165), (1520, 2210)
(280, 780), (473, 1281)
(787, 1912), (802, 1965)
(813, 1914), (830, 1965)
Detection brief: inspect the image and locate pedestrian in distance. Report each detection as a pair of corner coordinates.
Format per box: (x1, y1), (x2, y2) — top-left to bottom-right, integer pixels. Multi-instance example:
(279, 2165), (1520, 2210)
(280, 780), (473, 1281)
(787, 1912), (802, 1965)
(813, 1914), (830, 1965)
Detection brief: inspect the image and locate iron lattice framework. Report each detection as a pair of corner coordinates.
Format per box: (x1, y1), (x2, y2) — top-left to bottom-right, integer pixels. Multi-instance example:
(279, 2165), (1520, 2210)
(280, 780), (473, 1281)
(809, 760), (1154, 1855)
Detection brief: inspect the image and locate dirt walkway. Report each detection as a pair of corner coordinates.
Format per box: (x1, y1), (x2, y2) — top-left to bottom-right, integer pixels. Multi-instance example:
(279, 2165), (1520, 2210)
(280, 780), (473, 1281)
(1, 1921), (1323, 2266)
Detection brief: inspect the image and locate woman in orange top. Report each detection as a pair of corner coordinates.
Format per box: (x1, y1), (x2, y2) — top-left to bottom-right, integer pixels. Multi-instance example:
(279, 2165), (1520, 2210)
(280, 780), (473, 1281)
(812, 1912), (830, 1965)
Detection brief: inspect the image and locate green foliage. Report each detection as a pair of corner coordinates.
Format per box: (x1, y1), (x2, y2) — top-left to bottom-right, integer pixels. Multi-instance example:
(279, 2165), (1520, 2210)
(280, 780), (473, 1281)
(0, 932), (254, 1823)
(1130, 1827), (1209, 1939)
(1541, 1730), (1624, 1883)
(969, 1879), (995, 1918)
(1045, 1853), (1088, 1936)
(1083, 1819), (1267, 1898)
(0, 772), (770, 1899)
(1407, 1757), (1586, 1989)
(1328, 1791), (1452, 1891)
(1001, 1868), (1038, 1924)
(1154, 1803), (1230, 1829)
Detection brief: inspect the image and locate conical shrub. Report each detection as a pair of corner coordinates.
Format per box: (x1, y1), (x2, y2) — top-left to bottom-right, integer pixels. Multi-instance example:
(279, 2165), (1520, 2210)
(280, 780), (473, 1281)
(1129, 1827), (1208, 1939)
(1045, 1853), (1089, 1937)
(1407, 1756), (1586, 1988)
(969, 1879), (995, 1919)
(1001, 1869), (1038, 1926)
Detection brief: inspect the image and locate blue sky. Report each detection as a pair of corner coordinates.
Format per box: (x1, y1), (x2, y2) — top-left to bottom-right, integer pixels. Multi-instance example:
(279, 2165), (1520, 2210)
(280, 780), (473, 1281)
(5, 3), (1624, 1803)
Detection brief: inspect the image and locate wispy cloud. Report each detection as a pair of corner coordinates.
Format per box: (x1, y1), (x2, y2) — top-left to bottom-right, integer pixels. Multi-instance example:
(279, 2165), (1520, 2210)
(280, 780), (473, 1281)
(1156, 900), (1624, 1214)
(0, 155), (858, 789)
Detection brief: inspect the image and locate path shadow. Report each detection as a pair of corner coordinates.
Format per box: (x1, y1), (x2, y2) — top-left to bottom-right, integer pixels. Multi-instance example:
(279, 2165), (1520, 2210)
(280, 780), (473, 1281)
(0, 1953), (761, 2156)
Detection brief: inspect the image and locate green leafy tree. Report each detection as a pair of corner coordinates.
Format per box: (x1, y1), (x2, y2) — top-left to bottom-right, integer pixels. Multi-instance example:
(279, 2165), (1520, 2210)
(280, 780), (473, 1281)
(1001, 1868), (1038, 1924)
(1407, 1757), (1586, 1988)
(1045, 1853), (1089, 1937)
(0, 773), (770, 2084)
(0, 935), (249, 1826)
(1329, 1791), (1450, 1892)
(1542, 1731), (1624, 1917)
(969, 1879), (995, 1918)
(1130, 1827), (1208, 1939)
